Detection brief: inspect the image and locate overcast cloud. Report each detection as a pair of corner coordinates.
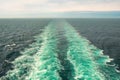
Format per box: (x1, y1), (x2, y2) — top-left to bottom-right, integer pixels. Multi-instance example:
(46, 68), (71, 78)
(0, 0), (120, 18)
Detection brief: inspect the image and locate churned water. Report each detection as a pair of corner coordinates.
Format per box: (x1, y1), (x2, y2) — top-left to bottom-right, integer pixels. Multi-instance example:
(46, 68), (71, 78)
(0, 19), (120, 80)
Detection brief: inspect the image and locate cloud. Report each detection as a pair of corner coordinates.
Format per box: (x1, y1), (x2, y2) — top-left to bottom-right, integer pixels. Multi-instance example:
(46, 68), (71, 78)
(0, 0), (120, 17)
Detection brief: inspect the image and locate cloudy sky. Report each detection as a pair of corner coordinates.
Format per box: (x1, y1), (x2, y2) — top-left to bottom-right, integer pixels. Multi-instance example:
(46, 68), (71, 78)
(0, 0), (120, 18)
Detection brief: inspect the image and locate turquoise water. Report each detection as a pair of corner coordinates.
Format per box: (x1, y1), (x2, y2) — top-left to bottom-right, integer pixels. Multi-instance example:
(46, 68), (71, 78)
(1, 20), (120, 80)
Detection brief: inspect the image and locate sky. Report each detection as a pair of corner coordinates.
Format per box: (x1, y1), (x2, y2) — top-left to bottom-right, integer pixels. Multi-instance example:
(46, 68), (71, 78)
(0, 0), (120, 18)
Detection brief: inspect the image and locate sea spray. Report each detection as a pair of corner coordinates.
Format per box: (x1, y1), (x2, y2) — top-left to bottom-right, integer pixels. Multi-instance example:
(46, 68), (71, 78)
(63, 21), (120, 80)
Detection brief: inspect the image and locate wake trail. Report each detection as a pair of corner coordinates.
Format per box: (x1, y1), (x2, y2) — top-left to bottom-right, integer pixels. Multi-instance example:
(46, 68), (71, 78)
(0, 21), (62, 80)
(0, 20), (120, 80)
(63, 21), (120, 80)
(26, 21), (62, 80)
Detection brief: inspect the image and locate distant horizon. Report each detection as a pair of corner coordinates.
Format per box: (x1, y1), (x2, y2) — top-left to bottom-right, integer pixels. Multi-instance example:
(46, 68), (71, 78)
(0, 11), (120, 18)
(0, 0), (120, 18)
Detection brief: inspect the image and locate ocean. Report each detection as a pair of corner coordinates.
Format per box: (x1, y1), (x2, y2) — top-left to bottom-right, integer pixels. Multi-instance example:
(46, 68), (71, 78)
(0, 18), (120, 80)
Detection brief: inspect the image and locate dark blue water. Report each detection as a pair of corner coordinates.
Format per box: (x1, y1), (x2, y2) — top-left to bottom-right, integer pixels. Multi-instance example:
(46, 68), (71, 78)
(0, 19), (51, 76)
(0, 18), (120, 79)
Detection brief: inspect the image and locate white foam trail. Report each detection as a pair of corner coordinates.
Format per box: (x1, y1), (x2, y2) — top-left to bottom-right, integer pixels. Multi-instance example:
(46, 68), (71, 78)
(0, 22), (62, 80)
(63, 21), (120, 80)
(1, 20), (120, 80)
(25, 22), (62, 80)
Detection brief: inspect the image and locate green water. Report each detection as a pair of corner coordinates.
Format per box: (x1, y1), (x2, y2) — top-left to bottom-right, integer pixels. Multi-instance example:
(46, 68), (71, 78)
(1, 20), (120, 80)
